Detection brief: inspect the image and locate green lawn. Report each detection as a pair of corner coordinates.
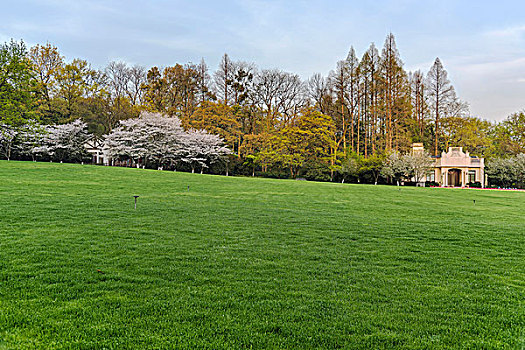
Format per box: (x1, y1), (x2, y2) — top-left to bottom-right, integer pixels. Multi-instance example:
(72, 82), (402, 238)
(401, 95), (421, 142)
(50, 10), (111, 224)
(0, 161), (523, 349)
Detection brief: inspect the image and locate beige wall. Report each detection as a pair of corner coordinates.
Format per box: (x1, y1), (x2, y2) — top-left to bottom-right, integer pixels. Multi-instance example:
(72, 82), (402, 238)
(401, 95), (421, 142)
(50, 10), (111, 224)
(435, 167), (485, 187)
(413, 145), (485, 187)
(433, 147), (485, 187)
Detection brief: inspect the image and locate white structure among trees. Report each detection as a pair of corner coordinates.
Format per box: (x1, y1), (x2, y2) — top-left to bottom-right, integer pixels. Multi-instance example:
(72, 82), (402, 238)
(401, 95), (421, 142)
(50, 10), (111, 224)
(433, 146), (485, 187)
(381, 143), (486, 187)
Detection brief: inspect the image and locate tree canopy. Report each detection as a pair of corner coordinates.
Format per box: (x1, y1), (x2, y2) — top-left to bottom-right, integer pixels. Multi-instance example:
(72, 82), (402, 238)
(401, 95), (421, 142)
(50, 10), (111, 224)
(0, 34), (524, 183)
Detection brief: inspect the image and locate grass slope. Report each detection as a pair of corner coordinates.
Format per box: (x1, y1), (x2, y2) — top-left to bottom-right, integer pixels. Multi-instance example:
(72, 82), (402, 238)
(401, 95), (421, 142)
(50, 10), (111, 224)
(0, 161), (523, 349)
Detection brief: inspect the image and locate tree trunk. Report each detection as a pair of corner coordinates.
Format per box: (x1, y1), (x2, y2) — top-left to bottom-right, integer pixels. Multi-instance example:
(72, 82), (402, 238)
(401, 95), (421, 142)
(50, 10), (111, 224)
(237, 134), (241, 159)
(435, 107), (439, 156)
(341, 102), (346, 154)
(357, 103), (361, 155)
(330, 146), (334, 181)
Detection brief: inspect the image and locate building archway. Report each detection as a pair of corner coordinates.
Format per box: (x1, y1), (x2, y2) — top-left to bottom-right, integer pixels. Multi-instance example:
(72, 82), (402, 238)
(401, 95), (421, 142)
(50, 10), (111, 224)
(448, 169), (462, 187)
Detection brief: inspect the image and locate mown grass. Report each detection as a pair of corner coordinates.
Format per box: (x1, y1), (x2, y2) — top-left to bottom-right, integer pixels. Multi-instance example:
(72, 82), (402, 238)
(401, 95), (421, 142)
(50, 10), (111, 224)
(0, 161), (523, 349)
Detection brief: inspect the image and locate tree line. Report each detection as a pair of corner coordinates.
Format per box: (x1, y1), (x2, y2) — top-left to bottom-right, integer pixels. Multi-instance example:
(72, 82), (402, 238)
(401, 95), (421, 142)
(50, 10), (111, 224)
(0, 114), (230, 174)
(1, 34), (524, 184)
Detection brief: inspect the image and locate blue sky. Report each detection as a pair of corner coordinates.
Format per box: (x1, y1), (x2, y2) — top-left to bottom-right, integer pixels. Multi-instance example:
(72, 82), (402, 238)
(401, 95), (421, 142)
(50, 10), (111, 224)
(2, 0), (525, 120)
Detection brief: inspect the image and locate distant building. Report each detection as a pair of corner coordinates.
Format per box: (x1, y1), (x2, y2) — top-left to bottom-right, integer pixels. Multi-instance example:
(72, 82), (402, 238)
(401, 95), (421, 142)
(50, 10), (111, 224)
(434, 146), (485, 187)
(412, 143), (486, 187)
(84, 136), (107, 165)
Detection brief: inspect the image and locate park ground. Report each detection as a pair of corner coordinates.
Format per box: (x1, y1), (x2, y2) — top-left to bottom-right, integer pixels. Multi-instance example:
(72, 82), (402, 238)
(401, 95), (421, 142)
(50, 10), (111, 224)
(0, 161), (523, 349)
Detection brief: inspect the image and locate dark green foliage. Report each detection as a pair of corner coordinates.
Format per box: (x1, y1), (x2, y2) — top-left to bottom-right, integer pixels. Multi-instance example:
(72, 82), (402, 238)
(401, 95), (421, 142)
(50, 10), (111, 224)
(303, 161), (331, 182)
(0, 161), (523, 349)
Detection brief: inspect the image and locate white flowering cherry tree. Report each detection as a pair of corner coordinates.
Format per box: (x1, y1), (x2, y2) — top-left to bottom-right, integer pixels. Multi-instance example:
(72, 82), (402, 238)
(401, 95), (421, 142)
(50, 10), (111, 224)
(104, 112), (186, 168)
(104, 112), (230, 171)
(27, 120), (89, 162)
(181, 129), (231, 173)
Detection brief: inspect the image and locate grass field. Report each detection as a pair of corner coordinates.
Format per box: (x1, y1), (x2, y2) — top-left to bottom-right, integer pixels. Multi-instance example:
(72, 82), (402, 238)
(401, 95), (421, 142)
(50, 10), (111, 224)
(0, 161), (523, 349)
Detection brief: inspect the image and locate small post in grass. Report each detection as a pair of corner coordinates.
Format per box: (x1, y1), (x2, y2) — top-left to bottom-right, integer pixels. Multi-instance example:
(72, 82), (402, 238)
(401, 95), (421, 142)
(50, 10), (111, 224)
(133, 195), (139, 210)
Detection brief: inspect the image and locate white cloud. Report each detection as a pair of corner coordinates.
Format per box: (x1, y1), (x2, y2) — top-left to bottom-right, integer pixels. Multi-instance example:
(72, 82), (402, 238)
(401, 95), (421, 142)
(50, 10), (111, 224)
(2, 1), (525, 121)
(486, 24), (525, 38)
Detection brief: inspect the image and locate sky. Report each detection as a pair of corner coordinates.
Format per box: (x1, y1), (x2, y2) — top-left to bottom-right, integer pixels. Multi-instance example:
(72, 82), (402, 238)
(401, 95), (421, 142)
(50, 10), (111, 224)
(2, 0), (525, 121)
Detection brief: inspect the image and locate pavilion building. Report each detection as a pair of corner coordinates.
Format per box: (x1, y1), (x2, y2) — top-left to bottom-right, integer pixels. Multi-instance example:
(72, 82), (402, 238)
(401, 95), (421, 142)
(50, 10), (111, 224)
(84, 136), (107, 165)
(412, 143), (486, 187)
